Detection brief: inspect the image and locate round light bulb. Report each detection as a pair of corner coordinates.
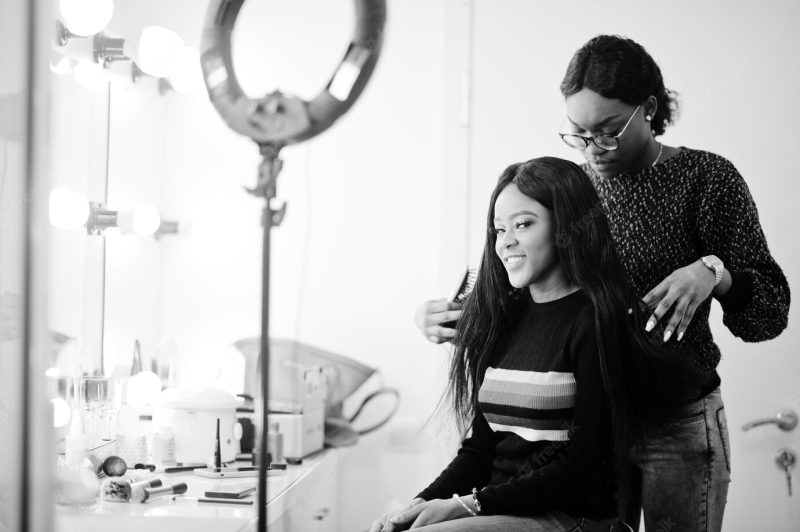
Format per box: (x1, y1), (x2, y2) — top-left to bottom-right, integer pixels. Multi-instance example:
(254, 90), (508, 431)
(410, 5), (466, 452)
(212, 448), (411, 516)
(132, 204), (161, 236)
(50, 54), (74, 76)
(51, 397), (72, 428)
(127, 370), (162, 407)
(168, 46), (203, 94)
(59, 0), (114, 37)
(72, 61), (108, 91)
(137, 26), (184, 78)
(49, 187), (90, 229)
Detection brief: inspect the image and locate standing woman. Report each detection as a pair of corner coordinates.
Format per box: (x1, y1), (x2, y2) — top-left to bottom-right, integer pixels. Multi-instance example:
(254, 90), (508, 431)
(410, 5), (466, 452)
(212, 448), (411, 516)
(416, 35), (790, 532)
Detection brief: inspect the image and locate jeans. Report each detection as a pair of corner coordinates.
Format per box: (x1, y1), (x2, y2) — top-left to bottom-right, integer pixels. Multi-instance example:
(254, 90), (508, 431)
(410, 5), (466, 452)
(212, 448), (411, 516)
(617, 387), (731, 532)
(407, 510), (617, 531)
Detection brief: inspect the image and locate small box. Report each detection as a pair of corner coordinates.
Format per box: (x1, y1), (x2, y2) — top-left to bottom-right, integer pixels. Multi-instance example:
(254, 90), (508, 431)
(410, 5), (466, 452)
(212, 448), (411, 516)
(268, 408), (324, 459)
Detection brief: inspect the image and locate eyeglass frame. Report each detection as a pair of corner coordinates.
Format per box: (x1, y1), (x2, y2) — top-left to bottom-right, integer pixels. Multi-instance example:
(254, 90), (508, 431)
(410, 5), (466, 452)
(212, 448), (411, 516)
(559, 104), (642, 152)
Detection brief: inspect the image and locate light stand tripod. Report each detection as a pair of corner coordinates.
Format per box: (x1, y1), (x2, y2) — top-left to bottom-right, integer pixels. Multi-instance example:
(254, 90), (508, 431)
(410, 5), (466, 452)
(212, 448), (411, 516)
(247, 142), (286, 529)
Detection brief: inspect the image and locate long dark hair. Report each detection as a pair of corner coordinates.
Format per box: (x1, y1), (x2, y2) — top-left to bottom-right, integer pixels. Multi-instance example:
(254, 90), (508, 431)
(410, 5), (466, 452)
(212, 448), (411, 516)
(560, 34), (679, 136)
(448, 157), (699, 449)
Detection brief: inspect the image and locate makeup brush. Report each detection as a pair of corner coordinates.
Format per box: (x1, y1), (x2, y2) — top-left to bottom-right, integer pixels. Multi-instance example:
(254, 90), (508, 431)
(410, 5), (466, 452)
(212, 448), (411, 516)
(214, 418), (222, 469)
(102, 478), (163, 502)
(135, 482), (188, 503)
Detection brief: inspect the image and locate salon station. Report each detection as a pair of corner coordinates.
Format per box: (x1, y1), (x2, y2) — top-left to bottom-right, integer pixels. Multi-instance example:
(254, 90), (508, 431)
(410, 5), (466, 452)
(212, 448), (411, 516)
(2, 1), (800, 531)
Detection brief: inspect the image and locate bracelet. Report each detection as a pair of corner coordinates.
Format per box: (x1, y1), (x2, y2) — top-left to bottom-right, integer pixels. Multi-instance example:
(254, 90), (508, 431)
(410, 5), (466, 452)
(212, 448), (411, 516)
(452, 493), (477, 517)
(471, 487), (482, 513)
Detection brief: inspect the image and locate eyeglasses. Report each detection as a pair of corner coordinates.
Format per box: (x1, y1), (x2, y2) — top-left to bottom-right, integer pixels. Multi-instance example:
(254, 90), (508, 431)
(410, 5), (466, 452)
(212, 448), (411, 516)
(559, 104), (641, 151)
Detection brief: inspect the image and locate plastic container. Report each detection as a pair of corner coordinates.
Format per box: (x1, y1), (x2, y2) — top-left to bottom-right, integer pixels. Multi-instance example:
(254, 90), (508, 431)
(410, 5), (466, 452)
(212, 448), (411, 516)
(153, 387), (239, 463)
(151, 426), (176, 465)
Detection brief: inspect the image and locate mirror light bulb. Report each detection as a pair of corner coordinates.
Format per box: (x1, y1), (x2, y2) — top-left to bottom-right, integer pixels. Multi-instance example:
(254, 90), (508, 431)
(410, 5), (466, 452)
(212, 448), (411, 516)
(116, 204), (161, 236)
(137, 26), (184, 78)
(49, 187), (90, 229)
(59, 0), (114, 37)
(50, 54), (74, 76)
(132, 204), (161, 236)
(51, 397), (72, 428)
(169, 46), (204, 94)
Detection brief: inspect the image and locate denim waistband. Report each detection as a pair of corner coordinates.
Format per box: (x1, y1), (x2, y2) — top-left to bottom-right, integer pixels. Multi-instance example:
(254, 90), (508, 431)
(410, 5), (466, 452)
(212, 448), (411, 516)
(667, 387), (721, 418)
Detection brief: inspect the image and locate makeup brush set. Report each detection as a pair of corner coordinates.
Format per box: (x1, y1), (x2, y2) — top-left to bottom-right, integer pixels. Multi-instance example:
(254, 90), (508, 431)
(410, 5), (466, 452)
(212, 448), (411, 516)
(97, 454), (188, 503)
(102, 477), (187, 503)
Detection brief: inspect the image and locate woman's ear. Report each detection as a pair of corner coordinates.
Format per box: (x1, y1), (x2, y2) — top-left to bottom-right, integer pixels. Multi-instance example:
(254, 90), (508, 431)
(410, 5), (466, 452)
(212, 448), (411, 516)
(644, 95), (659, 122)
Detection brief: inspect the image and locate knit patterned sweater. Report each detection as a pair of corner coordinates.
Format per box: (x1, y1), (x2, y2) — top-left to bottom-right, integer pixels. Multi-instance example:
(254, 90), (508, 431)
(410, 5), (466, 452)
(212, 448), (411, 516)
(417, 290), (617, 519)
(584, 148), (790, 381)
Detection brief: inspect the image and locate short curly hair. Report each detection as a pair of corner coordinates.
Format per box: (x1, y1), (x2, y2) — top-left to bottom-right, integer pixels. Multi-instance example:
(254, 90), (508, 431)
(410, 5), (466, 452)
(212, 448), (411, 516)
(560, 35), (680, 136)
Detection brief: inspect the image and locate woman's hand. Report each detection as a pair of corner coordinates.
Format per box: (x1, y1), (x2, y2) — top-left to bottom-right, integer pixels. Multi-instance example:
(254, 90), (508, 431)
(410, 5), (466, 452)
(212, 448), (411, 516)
(391, 497), (474, 529)
(641, 260), (718, 342)
(414, 299), (462, 344)
(368, 498), (426, 532)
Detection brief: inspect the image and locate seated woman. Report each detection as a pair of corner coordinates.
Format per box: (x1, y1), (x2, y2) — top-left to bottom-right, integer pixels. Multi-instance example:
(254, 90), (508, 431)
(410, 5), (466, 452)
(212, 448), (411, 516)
(369, 157), (700, 532)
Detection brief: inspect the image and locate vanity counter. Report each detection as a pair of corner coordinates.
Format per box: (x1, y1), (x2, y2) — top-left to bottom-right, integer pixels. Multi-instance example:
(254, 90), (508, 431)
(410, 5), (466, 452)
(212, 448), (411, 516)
(56, 448), (345, 532)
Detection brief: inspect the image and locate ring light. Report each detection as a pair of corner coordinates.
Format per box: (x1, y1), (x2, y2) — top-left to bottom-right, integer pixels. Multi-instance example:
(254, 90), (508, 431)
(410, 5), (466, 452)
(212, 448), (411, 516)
(198, 3), (386, 531)
(200, 0), (386, 146)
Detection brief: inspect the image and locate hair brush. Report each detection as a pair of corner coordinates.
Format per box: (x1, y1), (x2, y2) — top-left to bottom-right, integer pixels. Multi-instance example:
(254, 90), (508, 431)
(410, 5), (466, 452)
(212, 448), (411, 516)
(442, 267), (477, 328)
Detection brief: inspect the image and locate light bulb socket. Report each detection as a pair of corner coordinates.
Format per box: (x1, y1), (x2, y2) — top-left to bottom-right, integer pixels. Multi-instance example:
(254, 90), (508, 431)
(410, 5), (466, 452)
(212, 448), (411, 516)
(154, 220), (179, 239)
(94, 34), (128, 68)
(55, 19), (83, 47)
(86, 202), (118, 235)
(158, 78), (174, 95)
(131, 62), (147, 84)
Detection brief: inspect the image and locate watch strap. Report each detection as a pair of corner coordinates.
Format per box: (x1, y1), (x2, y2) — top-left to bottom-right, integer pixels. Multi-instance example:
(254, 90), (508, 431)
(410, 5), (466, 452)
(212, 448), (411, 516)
(701, 255), (724, 286)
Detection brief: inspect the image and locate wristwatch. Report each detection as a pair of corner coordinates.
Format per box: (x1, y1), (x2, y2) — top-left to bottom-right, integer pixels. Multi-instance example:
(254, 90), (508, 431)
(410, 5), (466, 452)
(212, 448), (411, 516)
(700, 255), (724, 286)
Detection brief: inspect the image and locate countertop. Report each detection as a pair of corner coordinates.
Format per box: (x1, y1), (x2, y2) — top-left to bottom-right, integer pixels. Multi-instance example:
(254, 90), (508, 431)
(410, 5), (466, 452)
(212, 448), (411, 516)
(55, 448), (342, 532)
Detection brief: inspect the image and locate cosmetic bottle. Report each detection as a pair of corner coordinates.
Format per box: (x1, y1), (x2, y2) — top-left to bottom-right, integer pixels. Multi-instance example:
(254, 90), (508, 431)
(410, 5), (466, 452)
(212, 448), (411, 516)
(267, 422), (284, 465)
(151, 426), (176, 465)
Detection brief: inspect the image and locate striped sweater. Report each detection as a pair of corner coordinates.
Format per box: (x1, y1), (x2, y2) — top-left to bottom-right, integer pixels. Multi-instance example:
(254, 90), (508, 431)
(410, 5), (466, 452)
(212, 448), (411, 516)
(417, 289), (616, 518)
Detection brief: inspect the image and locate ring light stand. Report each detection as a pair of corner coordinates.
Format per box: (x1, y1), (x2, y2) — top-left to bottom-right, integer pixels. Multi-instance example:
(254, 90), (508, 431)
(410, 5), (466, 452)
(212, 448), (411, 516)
(199, 1), (386, 530)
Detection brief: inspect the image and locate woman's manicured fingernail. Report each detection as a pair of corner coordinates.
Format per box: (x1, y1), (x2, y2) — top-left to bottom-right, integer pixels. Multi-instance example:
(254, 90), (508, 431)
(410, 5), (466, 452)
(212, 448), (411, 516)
(663, 330), (672, 342)
(645, 319), (655, 332)
(677, 331), (684, 341)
